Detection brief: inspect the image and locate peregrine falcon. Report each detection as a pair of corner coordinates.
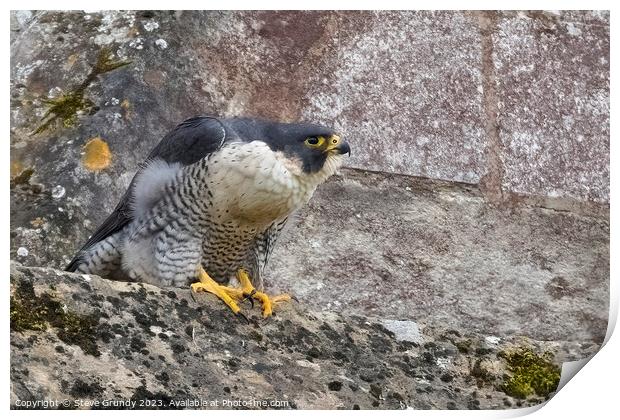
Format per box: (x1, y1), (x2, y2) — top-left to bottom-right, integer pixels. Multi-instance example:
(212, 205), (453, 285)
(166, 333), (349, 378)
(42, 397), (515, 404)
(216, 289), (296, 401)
(66, 116), (350, 318)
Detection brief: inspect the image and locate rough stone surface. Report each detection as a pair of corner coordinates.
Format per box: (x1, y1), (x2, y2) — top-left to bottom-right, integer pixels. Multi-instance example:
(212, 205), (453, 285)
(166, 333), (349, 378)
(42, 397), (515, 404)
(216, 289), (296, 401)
(11, 265), (592, 410)
(300, 11), (487, 184)
(9, 10), (609, 203)
(268, 171), (609, 345)
(493, 11), (610, 203)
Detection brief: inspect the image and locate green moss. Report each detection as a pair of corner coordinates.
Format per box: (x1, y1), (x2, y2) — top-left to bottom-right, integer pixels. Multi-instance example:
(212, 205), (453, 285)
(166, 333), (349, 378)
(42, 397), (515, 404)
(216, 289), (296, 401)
(90, 46), (133, 75)
(34, 92), (94, 134)
(33, 47), (131, 135)
(499, 347), (560, 399)
(56, 311), (100, 356)
(10, 281), (100, 356)
(10, 296), (48, 332)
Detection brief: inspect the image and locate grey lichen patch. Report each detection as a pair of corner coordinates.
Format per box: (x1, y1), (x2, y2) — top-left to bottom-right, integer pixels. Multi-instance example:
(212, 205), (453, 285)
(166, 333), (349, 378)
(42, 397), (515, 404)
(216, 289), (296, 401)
(470, 357), (499, 386)
(10, 280), (101, 356)
(381, 319), (422, 345)
(33, 47), (131, 134)
(498, 347), (561, 399)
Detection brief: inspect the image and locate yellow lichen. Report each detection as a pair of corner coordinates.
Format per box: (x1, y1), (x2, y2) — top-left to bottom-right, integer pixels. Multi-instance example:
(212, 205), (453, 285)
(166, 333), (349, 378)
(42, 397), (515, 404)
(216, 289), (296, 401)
(30, 217), (45, 228)
(10, 160), (24, 178)
(82, 137), (112, 171)
(120, 99), (133, 120)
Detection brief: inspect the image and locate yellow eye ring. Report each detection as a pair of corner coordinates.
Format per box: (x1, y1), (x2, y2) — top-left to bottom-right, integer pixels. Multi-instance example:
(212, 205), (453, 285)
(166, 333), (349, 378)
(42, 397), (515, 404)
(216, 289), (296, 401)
(305, 136), (325, 148)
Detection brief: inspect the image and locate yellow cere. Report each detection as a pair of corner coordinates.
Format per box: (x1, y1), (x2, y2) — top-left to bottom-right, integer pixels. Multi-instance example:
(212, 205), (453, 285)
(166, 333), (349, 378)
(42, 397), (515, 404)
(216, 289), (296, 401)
(325, 134), (341, 151)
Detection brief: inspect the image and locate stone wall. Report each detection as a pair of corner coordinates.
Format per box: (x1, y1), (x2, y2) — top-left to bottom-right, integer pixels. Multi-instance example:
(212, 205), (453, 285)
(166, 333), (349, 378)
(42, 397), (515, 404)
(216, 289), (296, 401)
(10, 10), (609, 206)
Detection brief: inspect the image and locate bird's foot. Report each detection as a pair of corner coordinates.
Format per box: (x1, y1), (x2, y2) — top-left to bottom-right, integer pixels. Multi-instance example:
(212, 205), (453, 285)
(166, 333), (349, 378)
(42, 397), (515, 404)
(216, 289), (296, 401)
(228, 269), (295, 318)
(190, 267), (294, 319)
(191, 267), (248, 321)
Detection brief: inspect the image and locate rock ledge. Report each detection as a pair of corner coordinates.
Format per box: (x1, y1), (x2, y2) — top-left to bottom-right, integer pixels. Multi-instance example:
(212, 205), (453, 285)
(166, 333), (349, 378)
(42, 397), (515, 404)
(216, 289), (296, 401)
(10, 263), (580, 410)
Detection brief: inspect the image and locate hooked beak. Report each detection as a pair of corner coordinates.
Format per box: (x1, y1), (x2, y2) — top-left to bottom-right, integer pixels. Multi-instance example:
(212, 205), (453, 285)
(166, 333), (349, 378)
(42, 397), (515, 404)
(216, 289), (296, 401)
(325, 134), (351, 157)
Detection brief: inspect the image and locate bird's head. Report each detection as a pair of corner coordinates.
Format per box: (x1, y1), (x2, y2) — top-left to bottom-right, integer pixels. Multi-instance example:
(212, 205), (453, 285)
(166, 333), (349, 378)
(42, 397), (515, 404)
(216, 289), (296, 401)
(247, 120), (351, 179)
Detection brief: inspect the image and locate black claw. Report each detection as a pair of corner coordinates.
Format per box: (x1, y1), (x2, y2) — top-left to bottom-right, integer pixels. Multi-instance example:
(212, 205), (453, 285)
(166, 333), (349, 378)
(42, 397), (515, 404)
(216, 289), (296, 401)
(241, 289), (257, 305)
(190, 288), (201, 302)
(235, 311), (250, 324)
(291, 295), (299, 303)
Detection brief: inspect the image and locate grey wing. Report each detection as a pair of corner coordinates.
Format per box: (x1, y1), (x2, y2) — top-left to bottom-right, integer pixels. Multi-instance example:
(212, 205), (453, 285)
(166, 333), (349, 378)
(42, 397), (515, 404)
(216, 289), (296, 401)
(246, 218), (289, 290)
(65, 116), (227, 271)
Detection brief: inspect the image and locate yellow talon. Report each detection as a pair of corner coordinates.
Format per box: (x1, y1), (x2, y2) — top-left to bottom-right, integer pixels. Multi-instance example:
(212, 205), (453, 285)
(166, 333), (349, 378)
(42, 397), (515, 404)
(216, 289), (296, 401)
(190, 267), (294, 319)
(236, 269), (293, 318)
(191, 267), (242, 315)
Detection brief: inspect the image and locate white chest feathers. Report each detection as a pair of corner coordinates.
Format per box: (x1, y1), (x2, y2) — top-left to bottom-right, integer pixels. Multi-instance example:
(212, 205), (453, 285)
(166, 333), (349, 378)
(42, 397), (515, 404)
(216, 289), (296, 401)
(206, 141), (340, 226)
(129, 141), (342, 229)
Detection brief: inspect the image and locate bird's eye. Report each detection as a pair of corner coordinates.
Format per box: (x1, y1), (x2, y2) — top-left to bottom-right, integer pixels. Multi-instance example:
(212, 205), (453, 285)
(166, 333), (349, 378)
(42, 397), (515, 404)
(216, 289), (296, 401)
(305, 136), (324, 147)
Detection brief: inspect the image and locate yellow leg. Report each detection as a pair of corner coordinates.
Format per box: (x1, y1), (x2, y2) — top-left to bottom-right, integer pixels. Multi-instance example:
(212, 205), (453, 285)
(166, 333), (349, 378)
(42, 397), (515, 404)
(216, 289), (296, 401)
(191, 267), (242, 315)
